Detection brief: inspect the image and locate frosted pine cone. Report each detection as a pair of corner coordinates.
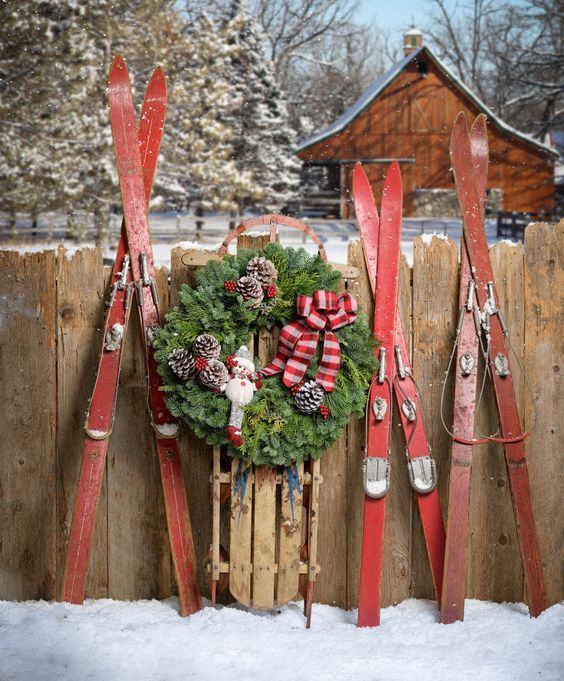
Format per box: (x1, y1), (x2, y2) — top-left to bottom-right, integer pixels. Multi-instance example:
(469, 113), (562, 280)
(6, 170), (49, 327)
(168, 349), (196, 380)
(199, 359), (229, 390)
(294, 380), (325, 414)
(193, 333), (221, 360)
(246, 256), (278, 286)
(237, 275), (264, 308)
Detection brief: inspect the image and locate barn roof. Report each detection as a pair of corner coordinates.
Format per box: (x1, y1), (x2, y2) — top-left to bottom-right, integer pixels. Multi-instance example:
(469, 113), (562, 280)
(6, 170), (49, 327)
(297, 46), (557, 157)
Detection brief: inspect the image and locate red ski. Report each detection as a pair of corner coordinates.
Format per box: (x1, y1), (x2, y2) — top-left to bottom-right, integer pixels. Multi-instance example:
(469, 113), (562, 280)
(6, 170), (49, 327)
(447, 112), (547, 619)
(440, 116), (487, 623)
(63, 58), (201, 617)
(107, 56), (201, 616)
(355, 161), (401, 627)
(62, 66), (167, 605)
(353, 163), (445, 627)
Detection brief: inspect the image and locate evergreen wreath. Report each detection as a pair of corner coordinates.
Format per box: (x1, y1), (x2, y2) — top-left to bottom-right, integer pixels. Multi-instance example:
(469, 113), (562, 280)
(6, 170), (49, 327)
(154, 243), (378, 468)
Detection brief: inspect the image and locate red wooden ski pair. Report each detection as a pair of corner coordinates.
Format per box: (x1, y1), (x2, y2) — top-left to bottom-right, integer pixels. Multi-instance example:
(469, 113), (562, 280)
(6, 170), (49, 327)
(441, 113), (547, 623)
(353, 162), (445, 627)
(62, 57), (201, 617)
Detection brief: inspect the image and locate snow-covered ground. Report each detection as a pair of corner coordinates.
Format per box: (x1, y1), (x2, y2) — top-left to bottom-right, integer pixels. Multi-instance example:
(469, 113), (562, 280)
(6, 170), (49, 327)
(0, 212), (504, 267)
(1, 599), (562, 681)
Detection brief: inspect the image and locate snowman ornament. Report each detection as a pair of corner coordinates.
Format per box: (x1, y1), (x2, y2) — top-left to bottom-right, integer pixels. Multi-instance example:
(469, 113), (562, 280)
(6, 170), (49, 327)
(221, 345), (262, 447)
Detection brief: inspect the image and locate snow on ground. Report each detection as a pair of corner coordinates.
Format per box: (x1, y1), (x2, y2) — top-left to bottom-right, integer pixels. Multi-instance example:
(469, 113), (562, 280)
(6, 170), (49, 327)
(1, 598), (562, 681)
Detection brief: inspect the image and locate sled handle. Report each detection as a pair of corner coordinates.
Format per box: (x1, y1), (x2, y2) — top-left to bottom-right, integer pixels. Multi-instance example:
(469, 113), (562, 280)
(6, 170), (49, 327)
(218, 214), (328, 262)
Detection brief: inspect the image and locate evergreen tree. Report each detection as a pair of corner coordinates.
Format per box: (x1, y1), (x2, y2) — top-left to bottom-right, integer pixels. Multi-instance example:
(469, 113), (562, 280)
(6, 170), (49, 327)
(0, 1), (102, 231)
(222, 4), (300, 212)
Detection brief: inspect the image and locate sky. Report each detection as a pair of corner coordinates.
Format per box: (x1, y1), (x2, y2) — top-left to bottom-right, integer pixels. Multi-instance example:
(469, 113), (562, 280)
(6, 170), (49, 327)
(356, 0), (432, 43)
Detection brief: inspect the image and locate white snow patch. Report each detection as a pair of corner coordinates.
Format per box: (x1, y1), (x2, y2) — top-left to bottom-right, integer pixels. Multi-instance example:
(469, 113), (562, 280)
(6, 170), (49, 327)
(419, 232), (450, 245)
(0, 598), (562, 681)
(498, 238), (522, 248)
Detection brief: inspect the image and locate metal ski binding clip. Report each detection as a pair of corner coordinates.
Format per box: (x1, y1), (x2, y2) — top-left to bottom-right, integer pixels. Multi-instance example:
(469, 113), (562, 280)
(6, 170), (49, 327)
(372, 396), (388, 421)
(362, 449), (390, 499)
(395, 345), (408, 380)
(459, 352), (474, 376)
(107, 253), (130, 307)
(401, 398), (417, 422)
(104, 323), (124, 352)
(407, 455), (437, 494)
(377, 347), (386, 384)
(494, 352), (510, 377)
(138, 252), (160, 307)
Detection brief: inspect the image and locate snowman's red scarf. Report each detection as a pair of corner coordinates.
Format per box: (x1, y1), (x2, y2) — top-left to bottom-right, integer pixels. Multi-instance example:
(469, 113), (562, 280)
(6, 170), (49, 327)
(260, 290), (357, 392)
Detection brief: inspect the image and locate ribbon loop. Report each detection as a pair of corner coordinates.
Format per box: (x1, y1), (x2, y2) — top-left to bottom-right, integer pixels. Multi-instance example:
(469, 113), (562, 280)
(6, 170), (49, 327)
(260, 290), (357, 392)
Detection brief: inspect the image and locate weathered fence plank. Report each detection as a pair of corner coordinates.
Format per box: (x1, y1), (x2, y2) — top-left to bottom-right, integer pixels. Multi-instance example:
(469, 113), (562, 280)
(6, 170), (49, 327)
(106, 267), (171, 600)
(0, 251), (57, 600)
(56, 247), (108, 599)
(524, 222), (563, 606)
(0, 226), (562, 608)
(411, 235), (458, 599)
(467, 243), (524, 602)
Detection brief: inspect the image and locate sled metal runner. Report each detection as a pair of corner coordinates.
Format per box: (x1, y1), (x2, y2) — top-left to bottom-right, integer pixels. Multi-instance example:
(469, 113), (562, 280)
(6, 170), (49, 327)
(353, 162), (445, 627)
(62, 57), (201, 617)
(441, 112), (547, 622)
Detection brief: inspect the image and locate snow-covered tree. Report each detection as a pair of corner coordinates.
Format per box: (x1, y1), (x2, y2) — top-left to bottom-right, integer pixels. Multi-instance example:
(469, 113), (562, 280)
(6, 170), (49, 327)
(0, 1), (104, 230)
(221, 3), (300, 212)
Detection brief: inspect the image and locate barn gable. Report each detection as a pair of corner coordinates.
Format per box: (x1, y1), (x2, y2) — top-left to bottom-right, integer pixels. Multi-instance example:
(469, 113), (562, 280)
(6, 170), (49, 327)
(297, 46), (556, 158)
(297, 45), (556, 218)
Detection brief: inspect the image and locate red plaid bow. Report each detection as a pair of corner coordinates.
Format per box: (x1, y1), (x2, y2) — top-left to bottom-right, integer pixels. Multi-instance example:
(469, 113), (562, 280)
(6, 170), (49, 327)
(260, 290), (357, 392)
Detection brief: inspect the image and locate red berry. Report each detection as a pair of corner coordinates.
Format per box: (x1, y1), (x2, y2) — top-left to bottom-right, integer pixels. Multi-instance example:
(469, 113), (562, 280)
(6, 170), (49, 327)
(195, 357), (208, 371)
(290, 382), (303, 395)
(224, 280), (237, 292)
(265, 284), (277, 298)
(226, 355), (238, 369)
(319, 405), (330, 420)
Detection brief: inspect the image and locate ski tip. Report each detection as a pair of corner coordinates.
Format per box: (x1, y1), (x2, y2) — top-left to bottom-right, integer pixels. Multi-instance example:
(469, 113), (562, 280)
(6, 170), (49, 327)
(110, 54), (126, 73)
(352, 162), (369, 191)
(471, 113), (488, 135)
(150, 66), (167, 91)
(384, 159), (402, 188)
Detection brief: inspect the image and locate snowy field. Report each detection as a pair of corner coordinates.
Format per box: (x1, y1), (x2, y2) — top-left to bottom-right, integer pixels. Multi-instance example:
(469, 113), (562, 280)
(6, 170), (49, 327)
(0, 598), (562, 681)
(0, 212), (504, 267)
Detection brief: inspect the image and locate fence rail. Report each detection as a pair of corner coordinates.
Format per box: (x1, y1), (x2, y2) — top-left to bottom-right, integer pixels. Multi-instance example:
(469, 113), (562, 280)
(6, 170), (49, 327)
(0, 221), (562, 608)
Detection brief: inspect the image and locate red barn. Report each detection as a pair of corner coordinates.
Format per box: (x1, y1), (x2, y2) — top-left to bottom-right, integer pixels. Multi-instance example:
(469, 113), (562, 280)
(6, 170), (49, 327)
(296, 36), (557, 218)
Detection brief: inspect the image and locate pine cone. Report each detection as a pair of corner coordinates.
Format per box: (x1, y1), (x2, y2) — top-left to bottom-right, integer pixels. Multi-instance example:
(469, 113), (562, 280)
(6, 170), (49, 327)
(199, 359), (229, 390)
(294, 380), (325, 414)
(193, 333), (221, 360)
(246, 256), (277, 286)
(237, 275), (264, 308)
(168, 349), (196, 380)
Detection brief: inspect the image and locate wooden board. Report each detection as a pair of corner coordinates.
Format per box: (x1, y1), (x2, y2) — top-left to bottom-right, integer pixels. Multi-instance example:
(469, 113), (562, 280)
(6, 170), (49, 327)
(229, 457), (253, 606)
(171, 246), (217, 599)
(277, 464), (304, 603)
(0, 251), (57, 600)
(467, 242), (523, 602)
(411, 235), (458, 599)
(106, 267), (171, 600)
(56, 247), (108, 599)
(252, 467), (277, 608)
(524, 221), (563, 606)
(383, 253), (413, 606)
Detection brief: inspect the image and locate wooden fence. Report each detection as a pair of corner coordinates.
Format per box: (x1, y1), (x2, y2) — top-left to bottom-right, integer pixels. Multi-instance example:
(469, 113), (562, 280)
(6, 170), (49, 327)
(0, 221), (562, 609)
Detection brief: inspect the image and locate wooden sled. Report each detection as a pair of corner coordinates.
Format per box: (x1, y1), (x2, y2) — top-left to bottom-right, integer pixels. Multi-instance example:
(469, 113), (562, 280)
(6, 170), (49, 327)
(205, 216), (332, 627)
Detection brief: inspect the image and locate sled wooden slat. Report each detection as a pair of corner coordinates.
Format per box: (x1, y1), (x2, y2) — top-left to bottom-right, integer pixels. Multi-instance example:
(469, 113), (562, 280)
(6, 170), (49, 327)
(252, 467), (277, 609)
(277, 464), (304, 603)
(229, 456), (253, 606)
(212, 447), (221, 585)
